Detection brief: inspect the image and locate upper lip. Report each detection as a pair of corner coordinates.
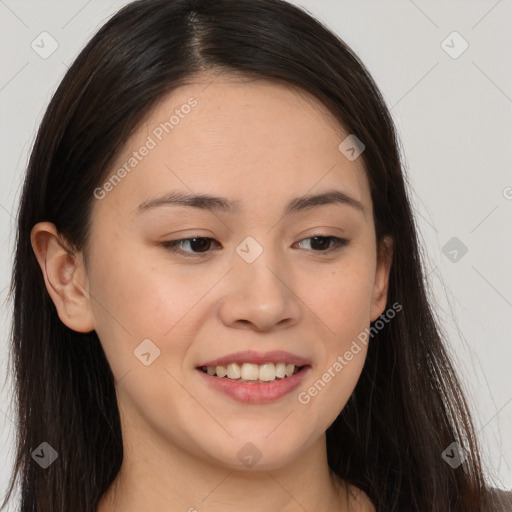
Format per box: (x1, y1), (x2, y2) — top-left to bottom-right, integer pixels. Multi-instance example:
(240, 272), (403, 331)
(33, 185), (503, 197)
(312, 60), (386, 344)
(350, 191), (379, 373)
(197, 350), (311, 368)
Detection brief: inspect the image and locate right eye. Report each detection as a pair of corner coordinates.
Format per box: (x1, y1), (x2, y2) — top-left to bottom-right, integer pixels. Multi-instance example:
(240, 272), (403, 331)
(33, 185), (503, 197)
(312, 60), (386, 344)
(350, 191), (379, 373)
(161, 237), (221, 257)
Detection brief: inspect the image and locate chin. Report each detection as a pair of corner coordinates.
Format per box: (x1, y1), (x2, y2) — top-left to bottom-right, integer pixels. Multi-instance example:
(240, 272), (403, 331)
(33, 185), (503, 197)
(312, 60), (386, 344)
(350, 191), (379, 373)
(197, 434), (308, 472)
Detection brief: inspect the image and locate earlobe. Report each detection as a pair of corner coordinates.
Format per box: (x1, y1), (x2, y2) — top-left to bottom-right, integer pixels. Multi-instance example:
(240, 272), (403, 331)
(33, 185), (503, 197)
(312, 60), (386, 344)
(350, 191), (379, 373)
(370, 235), (394, 322)
(30, 222), (96, 333)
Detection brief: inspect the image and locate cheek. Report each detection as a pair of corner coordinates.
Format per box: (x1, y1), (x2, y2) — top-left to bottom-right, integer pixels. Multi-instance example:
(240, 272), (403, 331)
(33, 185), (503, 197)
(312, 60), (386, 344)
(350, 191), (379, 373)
(295, 341), (368, 440)
(88, 243), (217, 378)
(293, 258), (373, 417)
(90, 244), (198, 335)
(300, 257), (375, 340)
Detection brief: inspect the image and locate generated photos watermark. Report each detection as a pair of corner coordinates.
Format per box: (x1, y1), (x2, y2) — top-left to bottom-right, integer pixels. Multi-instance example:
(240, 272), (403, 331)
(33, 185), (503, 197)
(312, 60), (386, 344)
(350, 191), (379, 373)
(94, 97), (198, 200)
(297, 301), (403, 405)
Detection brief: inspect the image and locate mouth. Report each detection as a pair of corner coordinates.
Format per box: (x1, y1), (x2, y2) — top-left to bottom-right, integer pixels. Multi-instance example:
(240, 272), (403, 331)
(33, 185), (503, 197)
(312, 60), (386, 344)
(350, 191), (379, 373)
(195, 350), (312, 403)
(197, 362), (307, 383)
(195, 361), (311, 404)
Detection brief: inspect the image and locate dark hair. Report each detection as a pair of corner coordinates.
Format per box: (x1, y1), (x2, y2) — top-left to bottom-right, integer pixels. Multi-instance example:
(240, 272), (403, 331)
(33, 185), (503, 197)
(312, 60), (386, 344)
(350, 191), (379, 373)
(3, 0), (496, 510)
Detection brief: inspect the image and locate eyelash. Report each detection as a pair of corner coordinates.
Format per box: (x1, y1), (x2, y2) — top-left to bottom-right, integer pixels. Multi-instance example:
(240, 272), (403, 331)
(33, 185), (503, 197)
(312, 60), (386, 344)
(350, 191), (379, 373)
(161, 233), (350, 258)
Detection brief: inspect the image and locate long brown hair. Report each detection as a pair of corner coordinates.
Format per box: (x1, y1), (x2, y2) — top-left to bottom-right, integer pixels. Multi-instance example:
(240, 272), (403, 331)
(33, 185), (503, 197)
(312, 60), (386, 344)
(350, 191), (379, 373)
(3, 0), (493, 510)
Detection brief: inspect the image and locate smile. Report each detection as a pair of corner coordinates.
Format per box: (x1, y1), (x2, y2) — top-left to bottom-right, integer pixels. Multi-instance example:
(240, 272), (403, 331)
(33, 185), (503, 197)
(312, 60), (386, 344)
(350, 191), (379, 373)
(196, 364), (311, 404)
(199, 362), (302, 382)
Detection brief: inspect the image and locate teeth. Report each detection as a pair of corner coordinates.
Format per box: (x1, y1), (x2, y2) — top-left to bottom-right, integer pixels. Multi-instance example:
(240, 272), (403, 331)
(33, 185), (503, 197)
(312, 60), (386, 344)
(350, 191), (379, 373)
(259, 363), (276, 382)
(275, 362), (287, 378)
(226, 363), (240, 379)
(202, 362), (302, 381)
(240, 363), (259, 380)
(216, 365), (227, 378)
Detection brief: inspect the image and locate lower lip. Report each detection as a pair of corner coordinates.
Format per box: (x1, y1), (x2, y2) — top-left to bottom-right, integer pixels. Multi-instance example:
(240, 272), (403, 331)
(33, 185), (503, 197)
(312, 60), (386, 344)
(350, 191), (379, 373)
(196, 366), (311, 404)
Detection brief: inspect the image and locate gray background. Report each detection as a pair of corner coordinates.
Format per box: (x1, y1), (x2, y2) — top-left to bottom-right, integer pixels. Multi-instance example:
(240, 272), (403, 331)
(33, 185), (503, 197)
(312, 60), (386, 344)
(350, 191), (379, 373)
(0, 0), (511, 506)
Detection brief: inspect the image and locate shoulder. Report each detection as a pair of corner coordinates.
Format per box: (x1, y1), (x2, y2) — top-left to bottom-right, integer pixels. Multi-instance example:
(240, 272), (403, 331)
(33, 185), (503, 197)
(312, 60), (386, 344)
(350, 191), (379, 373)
(487, 487), (512, 512)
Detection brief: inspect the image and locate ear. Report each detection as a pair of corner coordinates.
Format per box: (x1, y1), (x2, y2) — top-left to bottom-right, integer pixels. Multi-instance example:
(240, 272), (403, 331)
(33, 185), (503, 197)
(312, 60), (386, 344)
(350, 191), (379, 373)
(30, 222), (95, 333)
(370, 235), (394, 322)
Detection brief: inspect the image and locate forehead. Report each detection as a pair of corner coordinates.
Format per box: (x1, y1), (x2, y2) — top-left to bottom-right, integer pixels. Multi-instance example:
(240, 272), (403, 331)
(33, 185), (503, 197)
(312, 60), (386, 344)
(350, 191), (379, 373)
(92, 74), (371, 221)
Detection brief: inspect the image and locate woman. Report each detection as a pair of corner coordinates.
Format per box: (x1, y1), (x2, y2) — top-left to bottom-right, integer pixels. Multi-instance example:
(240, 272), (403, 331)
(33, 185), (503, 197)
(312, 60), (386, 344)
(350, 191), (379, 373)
(2, 0), (510, 510)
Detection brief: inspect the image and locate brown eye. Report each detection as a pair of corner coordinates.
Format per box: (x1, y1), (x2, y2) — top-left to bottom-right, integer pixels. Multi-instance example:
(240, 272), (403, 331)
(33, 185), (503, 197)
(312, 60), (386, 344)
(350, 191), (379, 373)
(295, 235), (349, 253)
(161, 237), (220, 257)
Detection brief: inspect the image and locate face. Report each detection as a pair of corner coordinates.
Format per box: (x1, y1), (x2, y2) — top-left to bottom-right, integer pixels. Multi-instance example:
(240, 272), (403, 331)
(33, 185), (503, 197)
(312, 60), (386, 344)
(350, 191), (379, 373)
(35, 74), (393, 472)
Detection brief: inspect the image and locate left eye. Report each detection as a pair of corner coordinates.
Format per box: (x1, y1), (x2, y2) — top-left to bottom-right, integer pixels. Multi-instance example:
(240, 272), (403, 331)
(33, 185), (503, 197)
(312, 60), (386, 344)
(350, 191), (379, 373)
(295, 235), (349, 252)
(161, 235), (349, 257)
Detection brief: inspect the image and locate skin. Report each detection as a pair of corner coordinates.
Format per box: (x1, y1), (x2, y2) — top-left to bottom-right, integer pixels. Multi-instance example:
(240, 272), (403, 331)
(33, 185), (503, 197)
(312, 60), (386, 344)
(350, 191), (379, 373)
(31, 73), (392, 512)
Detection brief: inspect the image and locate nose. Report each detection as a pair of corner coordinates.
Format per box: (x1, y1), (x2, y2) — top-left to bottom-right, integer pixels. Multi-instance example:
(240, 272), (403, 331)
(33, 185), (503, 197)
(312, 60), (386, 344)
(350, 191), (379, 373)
(217, 250), (303, 332)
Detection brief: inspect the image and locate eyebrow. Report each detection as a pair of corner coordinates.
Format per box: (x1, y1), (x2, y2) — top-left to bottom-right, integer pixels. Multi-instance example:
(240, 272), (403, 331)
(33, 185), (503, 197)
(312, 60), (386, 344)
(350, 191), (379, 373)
(135, 189), (366, 216)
